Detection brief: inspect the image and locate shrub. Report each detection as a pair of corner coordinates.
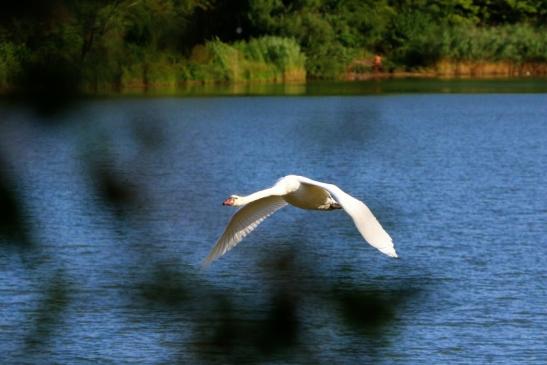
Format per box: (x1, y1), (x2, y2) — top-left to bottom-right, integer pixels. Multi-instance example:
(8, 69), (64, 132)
(440, 24), (547, 63)
(384, 10), (444, 69)
(0, 42), (24, 88)
(186, 37), (306, 82)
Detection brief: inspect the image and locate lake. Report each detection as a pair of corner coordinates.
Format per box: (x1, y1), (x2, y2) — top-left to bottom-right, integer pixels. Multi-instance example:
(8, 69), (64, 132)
(1, 80), (546, 364)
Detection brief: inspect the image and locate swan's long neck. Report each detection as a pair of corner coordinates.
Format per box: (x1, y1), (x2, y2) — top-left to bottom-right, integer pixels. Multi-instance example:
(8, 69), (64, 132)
(237, 187), (280, 206)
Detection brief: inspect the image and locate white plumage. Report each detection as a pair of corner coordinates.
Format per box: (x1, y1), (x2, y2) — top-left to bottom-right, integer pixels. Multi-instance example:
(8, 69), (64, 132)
(204, 175), (397, 265)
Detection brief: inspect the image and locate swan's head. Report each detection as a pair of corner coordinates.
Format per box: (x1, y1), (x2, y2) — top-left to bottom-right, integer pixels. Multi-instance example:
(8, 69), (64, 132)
(223, 195), (242, 206)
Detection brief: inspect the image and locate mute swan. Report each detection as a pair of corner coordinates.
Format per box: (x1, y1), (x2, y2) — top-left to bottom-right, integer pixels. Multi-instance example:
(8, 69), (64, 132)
(204, 175), (397, 265)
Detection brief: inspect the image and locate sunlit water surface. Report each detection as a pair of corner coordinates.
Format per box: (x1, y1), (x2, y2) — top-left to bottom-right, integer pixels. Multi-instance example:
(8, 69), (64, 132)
(0, 89), (546, 364)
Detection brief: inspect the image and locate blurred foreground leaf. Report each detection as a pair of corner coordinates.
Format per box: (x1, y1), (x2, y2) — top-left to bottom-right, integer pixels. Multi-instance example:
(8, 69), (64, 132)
(0, 158), (30, 246)
(24, 271), (70, 349)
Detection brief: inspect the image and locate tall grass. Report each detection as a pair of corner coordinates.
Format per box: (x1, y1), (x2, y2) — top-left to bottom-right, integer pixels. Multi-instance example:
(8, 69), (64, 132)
(384, 14), (547, 70)
(187, 37), (306, 82)
(79, 37), (305, 91)
(120, 54), (185, 90)
(441, 24), (547, 63)
(194, 40), (243, 81)
(238, 36), (306, 80)
(81, 44), (187, 92)
(82, 36), (306, 90)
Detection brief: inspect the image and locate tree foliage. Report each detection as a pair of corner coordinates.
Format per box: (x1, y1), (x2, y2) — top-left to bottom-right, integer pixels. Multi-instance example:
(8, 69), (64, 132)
(0, 0), (546, 89)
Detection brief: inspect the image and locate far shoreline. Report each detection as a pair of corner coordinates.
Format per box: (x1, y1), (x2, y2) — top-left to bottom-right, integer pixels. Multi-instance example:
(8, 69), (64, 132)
(344, 60), (547, 81)
(2, 72), (547, 97)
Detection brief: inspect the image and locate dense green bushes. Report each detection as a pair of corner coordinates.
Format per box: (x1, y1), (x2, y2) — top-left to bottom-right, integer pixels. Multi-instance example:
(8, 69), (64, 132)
(377, 12), (547, 71)
(383, 10), (444, 69)
(247, 0), (547, 75)
(441, 24), (547, 63)
(384, 22), (547, 71)
(247, 0), (392, 78)
(0, 42), (23, 89)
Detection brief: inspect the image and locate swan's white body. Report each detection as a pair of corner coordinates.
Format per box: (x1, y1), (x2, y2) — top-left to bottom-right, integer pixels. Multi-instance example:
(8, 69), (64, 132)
(204, 175), (397, 265)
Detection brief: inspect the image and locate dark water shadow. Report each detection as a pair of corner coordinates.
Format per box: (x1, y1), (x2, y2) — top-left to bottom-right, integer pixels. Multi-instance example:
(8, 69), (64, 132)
(0, 155), (32, 247)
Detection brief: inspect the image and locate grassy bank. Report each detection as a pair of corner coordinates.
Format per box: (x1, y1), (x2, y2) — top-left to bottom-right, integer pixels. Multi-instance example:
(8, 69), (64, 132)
(434, 61), (547, 77)
(2, 37), (306, 94)
(185, 37), (305, 84)
(345, 60), (547, 80)
(80, 37), (306, 92)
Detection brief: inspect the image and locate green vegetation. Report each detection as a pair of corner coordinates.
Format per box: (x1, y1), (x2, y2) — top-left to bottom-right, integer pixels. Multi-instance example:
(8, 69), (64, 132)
(187, 37), (305, 83)
(1, 0), (546, 92)
(0, 42), (23, 89)
(441, 24), (547, 63)
(385, 15), (547, 69)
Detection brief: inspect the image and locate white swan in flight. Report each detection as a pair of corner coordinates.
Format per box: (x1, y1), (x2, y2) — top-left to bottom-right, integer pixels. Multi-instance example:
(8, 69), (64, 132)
(204, 175), (397, 265)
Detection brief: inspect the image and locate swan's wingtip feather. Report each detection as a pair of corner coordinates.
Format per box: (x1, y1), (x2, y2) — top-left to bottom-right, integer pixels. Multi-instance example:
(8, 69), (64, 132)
(201, 256), (214, 268)
(382, 247), (398, 258)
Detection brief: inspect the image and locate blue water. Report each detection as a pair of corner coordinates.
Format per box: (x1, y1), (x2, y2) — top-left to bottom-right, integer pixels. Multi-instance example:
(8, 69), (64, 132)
(0, 92), (546, 364)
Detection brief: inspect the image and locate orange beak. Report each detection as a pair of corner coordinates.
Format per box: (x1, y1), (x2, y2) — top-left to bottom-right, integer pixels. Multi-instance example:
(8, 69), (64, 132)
(222, 197), (235, 206)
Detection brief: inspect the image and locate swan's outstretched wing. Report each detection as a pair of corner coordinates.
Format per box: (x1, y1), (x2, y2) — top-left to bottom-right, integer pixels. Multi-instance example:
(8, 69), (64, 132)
(296, 176), (398, 258)
(204, 196), (287, 265)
